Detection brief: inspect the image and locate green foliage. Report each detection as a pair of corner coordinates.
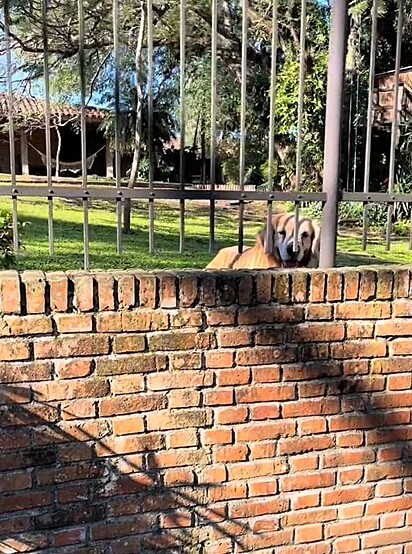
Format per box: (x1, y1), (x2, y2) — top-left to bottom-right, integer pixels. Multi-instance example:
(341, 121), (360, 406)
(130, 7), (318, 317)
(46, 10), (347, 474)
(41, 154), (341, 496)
(0, 211), (18, 269)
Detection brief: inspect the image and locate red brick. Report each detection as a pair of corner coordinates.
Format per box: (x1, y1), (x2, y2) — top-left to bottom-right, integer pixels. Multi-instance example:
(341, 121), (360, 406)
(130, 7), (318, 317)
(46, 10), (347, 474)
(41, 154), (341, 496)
(170, 351), (202, 370)
(346, 321), (374, 339)
(170, 309), (202, 330)
(377, 318), (412, 336)
(35, 334), (109, 359)
(291, 273), (308, 303)
(215, 406), (248, 425)
(249, 479), (277, 497)
(335, 301), (390, 319)
(95, 354), (157, 376)
(236, 384), (295, 403)
(273, 273), (290, 303)
(309, 272), (326, 302)
(305, 304), (333, 320)
(179, 274), (198, 307)
(148, 370), (212, 391)
(298, 381), (326, 397)
(198, 465), (226, 484)
(376, 269), (394, 299)
(168, 389), (201, 408)
(55, 358), (93, 379)
(381, 512), (405, 529)
(256, 272), (272, 303)
(281, 472), (334, 492)
(54, 313), (93, 333)
(113, 334), (146, 354)
(21, 271), (45, 314)
(295, 523), (323, 543)
(372, 357), (412, 374)
(228, 460), (287, 480)
(376, 481), (403, 497)
(204, 389), (233, 406)
(378, 446), (404, 462)
(0, 339), (30, 361)
(388, 374), (412, 390)
(122, 309), (168, 332)
(331, 339), (386, 359)
(237, 346), (297, 366)
(213, 445), (248, 463)
(167, 429), (198, 449)
(206, 308), (237, 326)
(229, 497), (288, 519)
(237, 421), (294, 442)
(0, 491), (51, 514)
(363, 529), (412, 549)
(138, 275), (157, 308)
(216, 368), (250, 386)
(338, 468), (363, 485)
(218, 329), (252, 347)
(164, 468), (194, 486)
(252, 365), (281, 382)
(0, 360), (52, 384)
(343, 271), (359, 300)
(205, 351), (234, 369)
(147, 408), (208, 431)
(4, 315), (52, 336)
(251, 404), (280, 420)
(202, 428), (233, 445)
(249, 442), (277, 459)
(359, 269), (376, 300)
(150, 448), (208, 469)
(0, 271), (21, 314)
(0, 472), (32, 492)
(367, 496), (412, 515)
(283, 398), (339, 418)
(62, 399), (96, 420)
(72, 273), (94, 311)
(112, 415), (145, 436)
(327, 517), (378, 538)
(238, 306), (303, 325)
(327, 272), (342, 302)
(279, 436), (333, 455)
(100, 393), (166, 416)
(323, 449), (375, 467)
(116, 273), (136, 309)
(333, 537), (360, 553)
(111, 375), (144, 395)
(323, 485), (374, 505)
(289, 455), (319, 472)
(96, 312), (122, 332)
(161, 511), (192, 528)
(210, 482), (247, 501)
(292, 493), (320, 510)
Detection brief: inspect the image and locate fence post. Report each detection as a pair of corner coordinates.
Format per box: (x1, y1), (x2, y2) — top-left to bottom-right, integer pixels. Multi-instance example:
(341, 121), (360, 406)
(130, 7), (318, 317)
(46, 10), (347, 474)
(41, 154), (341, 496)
(319, 0), (349, 268)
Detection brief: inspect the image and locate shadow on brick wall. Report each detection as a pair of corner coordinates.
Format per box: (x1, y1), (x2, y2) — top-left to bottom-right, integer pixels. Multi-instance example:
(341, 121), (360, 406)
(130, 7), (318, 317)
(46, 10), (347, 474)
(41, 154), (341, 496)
(0, 385), (248, 554)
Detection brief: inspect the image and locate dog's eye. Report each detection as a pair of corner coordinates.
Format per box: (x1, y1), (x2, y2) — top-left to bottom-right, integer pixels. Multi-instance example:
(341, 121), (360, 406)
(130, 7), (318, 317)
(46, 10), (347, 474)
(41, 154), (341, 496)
(278, 230), (286, 237)
(301, 231), (309, 239)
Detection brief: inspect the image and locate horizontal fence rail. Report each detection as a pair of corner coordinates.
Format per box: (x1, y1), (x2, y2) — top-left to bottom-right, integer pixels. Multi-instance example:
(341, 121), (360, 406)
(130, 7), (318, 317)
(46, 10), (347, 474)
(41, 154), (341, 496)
(0, 0), (411, 270)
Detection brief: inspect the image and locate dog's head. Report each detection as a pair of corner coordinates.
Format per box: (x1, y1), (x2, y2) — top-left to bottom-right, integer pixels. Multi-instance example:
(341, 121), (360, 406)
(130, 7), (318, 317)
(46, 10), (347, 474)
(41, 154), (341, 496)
(257, 213), (321, 268)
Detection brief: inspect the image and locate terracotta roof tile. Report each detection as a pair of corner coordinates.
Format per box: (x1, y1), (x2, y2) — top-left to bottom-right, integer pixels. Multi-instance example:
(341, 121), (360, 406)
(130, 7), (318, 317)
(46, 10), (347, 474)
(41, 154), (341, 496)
(0, 93), (106, 121)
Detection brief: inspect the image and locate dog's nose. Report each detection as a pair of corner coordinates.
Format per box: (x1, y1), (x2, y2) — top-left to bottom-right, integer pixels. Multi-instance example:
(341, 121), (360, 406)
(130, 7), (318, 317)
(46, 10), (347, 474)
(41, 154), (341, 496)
(287, 243), (297, 258)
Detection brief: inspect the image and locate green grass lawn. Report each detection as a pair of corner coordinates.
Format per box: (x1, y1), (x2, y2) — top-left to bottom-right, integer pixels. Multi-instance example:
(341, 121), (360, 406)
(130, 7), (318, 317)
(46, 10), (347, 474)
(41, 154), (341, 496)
(2, 197), (412, 272)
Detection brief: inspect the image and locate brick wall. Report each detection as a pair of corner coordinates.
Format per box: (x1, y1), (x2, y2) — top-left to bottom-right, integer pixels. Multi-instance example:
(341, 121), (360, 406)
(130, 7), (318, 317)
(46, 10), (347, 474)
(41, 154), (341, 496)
(0, 267), (412, 554)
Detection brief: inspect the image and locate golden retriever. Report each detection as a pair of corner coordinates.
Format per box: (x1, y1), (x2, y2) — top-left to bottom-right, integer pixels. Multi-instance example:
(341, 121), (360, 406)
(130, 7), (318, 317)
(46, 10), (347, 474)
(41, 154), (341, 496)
(205, 213), (321, 270)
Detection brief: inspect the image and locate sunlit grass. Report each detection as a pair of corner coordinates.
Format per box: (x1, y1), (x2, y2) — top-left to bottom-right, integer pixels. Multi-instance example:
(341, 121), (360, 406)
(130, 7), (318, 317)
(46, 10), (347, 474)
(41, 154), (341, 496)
(1, 197), (411, 272)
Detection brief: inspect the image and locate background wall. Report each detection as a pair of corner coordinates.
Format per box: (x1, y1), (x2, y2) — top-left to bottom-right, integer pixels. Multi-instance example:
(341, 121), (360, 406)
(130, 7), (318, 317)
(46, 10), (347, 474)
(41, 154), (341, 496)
(0, 267), (411, 554)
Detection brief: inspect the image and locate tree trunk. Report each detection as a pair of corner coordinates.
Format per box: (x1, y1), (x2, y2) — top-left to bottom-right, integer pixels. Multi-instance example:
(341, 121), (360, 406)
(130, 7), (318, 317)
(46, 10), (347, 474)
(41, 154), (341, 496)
(55, 126), (61, 177)
(124, 1), (145, 234)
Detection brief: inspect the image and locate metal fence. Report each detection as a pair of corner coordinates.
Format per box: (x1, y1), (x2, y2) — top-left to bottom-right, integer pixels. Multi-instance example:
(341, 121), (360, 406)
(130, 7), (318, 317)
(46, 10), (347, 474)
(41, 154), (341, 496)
(0, 0), (409, 270)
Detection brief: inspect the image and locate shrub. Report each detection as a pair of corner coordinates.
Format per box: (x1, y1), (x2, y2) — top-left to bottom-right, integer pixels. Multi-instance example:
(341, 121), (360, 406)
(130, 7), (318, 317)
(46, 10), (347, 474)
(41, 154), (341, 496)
(0, 211), (19, 269)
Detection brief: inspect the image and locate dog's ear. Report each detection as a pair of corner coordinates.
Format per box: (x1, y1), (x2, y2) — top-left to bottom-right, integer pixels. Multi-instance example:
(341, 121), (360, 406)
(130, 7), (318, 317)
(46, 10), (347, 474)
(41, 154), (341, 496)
(311, 221), (321, 261)
(257, 221), (274, 253)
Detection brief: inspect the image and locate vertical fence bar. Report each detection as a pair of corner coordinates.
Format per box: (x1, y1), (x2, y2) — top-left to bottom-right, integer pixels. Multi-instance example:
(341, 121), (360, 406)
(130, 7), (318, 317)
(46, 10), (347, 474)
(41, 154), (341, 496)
(361, 0), (378, 251)
(293, 0), (307, 252)
(265, 0), (279, 252)
(113, 0), (122, 254)
(386, 0), (403, 250)
(179, 0), (186, 254)
(319, 0), (349, 268)
(147, 0), (154, 254)
(238, 0), (248, 253)
(78, 0), (89, 270)
(4, 1), (19, 253)
(209, 0), (218, 254)
(42, 0), (54, 255)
